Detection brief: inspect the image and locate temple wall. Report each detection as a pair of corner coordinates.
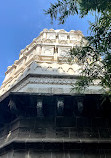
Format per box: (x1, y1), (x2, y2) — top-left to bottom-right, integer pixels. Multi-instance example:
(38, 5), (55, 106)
(0, 115), (111, 158)
(1, 150), (111, 158)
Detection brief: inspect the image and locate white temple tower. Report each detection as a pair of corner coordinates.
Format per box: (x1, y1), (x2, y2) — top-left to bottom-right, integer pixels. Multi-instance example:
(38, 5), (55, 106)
(0, 29), (101, 100)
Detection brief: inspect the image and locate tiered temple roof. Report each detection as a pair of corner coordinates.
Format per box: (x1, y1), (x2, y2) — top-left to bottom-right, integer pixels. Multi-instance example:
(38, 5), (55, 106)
(0, 29), (101, 101)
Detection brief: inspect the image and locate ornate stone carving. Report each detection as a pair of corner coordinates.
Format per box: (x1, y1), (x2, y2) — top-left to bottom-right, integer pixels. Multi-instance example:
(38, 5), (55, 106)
(0, 29), (102, 97)
(8, 99), (19, 116)
(59, 34), (67, 40)
(67, 68), (75, 75)
(44, 48), (53, 56)
(77, 97), (84, 114)
(57, 98), (64, 116)
(49, 28), (55, 32)
(58, 29), (66, 33)
(59, 40), (68, 44)
(69, 30), (75, 33)
(43, 28), (48, 32)
(58, 47), (69, 56)
(47, 33), (56, 39)
(43, 39), (53, 43)
(36, 99), (43, 117)
(29, 77), (76, 85)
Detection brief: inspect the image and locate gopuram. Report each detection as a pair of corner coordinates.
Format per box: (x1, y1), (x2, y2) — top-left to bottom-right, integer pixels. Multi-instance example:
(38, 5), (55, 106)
(0, 29), (111, 158)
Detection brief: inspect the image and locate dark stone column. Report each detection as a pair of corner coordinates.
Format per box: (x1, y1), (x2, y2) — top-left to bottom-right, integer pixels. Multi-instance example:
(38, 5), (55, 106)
(76, 96), (84, 114)
(8, 98), (19, 116)
(57, 98), (64, 116)
(37, 98), (43, 117)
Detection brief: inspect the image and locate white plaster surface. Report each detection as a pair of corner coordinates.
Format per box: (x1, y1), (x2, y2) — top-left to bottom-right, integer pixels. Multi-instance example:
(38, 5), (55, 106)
(0, 29), (102, 97)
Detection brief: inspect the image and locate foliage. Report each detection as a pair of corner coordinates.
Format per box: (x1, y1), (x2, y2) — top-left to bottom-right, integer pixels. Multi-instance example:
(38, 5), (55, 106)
(45, 0), (111, 96)
(69, 11), (111, 95)
(45, 0), (111, 24)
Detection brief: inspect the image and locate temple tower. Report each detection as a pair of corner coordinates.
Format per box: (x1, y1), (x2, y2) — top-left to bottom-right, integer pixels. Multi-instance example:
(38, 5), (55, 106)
(0, 29), (111, 158)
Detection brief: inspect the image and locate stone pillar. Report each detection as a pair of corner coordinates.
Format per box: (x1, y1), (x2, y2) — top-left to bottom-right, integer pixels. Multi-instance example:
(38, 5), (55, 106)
(36, 98), (43, 117)
(57, 98), (64, 116)
(54, 46), (58, 61)
(77, 96), (84, 114)
(8, 98), (19, 116)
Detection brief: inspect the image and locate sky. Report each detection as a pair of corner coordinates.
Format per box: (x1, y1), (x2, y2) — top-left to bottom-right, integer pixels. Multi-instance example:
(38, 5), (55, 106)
(0, 0), (95, 86)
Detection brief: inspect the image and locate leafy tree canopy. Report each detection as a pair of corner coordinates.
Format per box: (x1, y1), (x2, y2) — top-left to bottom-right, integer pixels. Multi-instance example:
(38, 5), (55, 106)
(45, 0), (111, 98)
(45, 0), (111, 24)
